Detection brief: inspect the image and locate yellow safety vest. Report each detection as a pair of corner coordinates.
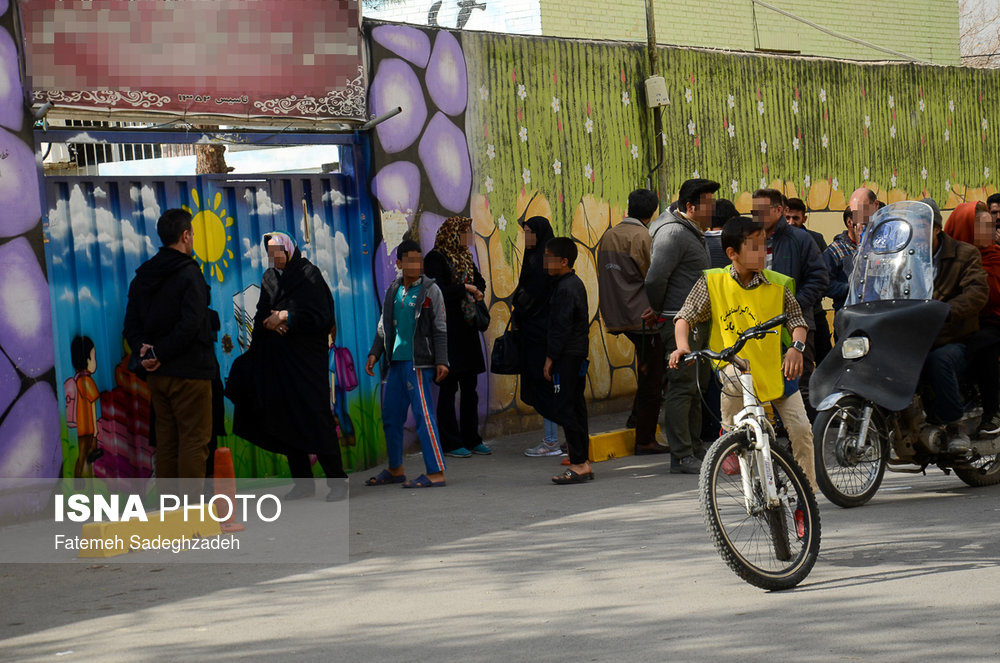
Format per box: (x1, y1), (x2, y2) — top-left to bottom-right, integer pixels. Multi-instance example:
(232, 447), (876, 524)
(705, 268), (794, 402)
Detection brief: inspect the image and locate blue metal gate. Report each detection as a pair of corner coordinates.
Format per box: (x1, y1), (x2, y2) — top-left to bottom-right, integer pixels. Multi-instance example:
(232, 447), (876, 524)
(43, 172), (383, 478)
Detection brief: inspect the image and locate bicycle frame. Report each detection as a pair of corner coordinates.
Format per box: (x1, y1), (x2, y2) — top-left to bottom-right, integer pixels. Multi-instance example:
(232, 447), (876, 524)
(730, 357), (782, 510)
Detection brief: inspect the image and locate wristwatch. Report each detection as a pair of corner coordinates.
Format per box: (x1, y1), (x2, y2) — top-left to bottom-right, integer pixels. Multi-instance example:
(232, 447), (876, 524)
(790, 340), (806, 353)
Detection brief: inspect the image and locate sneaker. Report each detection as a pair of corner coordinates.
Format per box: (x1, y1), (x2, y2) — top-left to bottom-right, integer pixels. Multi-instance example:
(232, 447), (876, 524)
(446, 447), (473, 458)
(978, 413), (1000, 437)
(670, 455), (702, 474)
(946, 424), (971, 454)
(470, 443), (493, 455)
(284, 483), (316, 500)
(794, 503), (806, 539)
(524, 441), (564, 457)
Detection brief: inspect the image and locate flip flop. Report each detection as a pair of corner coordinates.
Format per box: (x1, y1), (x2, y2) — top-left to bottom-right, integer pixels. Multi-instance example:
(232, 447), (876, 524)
(551, 469), (595, 485)
(402, 474), (446, 488)
(365, 469), (406, 486)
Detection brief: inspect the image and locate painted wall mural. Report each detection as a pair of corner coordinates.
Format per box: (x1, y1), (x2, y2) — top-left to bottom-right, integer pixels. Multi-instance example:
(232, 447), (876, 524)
(0, 2), (60, 494)
(366, 20), (1000, 431)
(43, 170), (383, 479)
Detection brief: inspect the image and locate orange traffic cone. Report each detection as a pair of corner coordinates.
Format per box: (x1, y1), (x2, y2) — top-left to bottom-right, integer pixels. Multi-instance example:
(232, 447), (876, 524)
(213, 447), (245, 533)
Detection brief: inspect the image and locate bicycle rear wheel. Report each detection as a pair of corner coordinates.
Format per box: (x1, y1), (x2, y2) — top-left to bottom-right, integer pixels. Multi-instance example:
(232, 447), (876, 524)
(699, 430), (821, 590)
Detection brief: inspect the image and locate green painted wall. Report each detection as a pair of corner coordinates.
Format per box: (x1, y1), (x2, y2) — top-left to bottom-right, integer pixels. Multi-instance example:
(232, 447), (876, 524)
(540, 0), (960, 66)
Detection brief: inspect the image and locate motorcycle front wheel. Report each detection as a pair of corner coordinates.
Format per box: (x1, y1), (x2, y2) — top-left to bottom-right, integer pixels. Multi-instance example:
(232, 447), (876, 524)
(699, 430), (821, 591)
(812, 398), (888, 508)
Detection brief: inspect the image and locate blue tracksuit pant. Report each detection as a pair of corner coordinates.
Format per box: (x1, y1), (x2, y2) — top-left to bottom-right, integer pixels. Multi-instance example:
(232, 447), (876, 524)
(382, 361), (446, 474)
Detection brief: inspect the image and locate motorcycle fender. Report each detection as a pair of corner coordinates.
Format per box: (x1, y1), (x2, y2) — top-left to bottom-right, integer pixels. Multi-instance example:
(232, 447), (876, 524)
(816, 391), (855, 412)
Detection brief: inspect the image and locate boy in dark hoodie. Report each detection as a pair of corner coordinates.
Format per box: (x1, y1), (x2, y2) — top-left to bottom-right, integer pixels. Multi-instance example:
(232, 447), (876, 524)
(123, 208), (216, 481)
(365, 240), (451, 488)
(540, 237), (593, 485)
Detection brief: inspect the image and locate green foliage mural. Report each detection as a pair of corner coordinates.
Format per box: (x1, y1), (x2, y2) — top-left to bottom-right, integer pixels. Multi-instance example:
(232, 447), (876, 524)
(368, 21), (1000, 426)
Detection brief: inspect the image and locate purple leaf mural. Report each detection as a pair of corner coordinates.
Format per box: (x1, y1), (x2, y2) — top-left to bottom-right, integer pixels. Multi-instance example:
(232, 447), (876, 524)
(0, 29), (21, 131)
(0, 128), (41, 237)
(372, 160), (421, 222)
(370, 59), (428, 155)
(0, 349), (16, 417)
(371, 25), (431, 69)
(418, 112), (472, 213)
(417, 211), (447, 255)
(0, 383), (61, 477)
(426, 30), (468, 117)
(0, 237), (54, 377)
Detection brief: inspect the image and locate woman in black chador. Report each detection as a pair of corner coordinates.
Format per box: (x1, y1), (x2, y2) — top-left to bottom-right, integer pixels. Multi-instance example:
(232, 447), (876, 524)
(232, 231), (346, 501)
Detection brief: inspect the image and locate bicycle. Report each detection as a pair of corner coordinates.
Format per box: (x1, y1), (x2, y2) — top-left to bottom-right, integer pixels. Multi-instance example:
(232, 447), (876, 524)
(680, 314), (821, 590)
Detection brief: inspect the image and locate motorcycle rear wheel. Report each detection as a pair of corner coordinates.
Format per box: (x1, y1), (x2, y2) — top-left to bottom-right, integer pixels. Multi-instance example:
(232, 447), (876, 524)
(954, 452), (1000, 487)
(812, 398), (888, 508)
(699, 430), (820, 591)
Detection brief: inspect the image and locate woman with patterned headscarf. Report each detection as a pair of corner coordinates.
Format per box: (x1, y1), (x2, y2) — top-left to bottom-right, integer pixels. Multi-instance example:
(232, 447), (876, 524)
(230, 230), (347, 500)
(424, 216), (491, 458)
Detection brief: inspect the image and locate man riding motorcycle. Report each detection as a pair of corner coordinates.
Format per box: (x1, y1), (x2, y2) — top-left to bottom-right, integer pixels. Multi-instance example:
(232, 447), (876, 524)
(922, 198), (989, 453)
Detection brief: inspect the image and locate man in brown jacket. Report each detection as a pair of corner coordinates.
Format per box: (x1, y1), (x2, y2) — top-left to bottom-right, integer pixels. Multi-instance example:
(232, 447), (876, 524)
(922, 198), (989, 452)
(597, 189), (668, 454)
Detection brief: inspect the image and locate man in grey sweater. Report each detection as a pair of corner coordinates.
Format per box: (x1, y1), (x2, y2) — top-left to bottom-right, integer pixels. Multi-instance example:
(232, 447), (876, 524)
(645, 179), (718, 474)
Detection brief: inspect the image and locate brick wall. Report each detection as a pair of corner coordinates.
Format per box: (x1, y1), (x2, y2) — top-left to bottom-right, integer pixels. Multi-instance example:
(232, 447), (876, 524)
(539, 0), (960, 65)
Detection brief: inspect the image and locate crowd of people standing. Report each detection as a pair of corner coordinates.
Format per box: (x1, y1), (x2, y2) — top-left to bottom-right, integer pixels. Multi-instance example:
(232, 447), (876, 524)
(123, 184), (1000, 493)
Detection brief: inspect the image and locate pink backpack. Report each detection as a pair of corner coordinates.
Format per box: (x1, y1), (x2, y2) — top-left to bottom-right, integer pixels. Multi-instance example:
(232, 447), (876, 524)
(333, 346), (359, 392)
(64, 375), (79, 428)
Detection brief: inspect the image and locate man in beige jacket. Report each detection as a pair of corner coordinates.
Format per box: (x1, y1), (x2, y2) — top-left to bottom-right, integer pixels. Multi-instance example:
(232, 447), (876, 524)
(597, 189), (669, 455)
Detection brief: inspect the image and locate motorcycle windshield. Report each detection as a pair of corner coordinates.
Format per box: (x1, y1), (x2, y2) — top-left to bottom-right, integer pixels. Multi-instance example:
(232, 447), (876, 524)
(846, 201), (935, 306)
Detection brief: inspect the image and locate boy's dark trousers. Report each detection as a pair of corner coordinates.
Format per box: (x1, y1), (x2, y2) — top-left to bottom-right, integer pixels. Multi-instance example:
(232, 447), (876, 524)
(544, 355), (589, 465)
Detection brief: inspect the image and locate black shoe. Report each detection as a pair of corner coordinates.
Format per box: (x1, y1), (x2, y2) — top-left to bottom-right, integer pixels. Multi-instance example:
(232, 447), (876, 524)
(669, 455), (702, 474)
(978, 413), (1000, 437)
(635, 442), (670, 455)
(284, 483), (316, 500)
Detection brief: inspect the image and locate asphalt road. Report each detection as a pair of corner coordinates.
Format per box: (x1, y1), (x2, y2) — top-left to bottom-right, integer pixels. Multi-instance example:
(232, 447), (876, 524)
(2, 410), (999, 663)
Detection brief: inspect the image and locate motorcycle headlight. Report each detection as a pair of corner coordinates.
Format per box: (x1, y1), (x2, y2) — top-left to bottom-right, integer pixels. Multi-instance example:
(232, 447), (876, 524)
(842, 337), (870, 359)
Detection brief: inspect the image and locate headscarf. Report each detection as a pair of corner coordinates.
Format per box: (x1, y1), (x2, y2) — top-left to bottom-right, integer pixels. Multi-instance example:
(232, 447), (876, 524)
(944, 202), (1000, 320)
(434, 216), (477, 323)
(264, 231), (297, 259)
(514, 216), (556, 320)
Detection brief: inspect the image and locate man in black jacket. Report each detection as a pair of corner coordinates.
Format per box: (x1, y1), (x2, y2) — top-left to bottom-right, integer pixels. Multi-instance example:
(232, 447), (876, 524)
(752, 189), (829, 420)
(124, 209), (216, 481)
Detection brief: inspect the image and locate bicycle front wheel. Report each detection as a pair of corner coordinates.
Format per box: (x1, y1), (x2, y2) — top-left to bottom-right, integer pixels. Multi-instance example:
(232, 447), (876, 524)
(699, 430), (821, 591)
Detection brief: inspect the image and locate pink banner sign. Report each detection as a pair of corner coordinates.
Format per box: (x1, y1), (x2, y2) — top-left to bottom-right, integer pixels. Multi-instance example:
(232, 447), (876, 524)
(20, 0), (366, 120)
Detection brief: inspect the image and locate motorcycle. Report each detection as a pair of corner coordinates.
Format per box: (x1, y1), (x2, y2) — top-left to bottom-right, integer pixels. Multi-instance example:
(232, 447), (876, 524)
(810, 200), (1000, 508)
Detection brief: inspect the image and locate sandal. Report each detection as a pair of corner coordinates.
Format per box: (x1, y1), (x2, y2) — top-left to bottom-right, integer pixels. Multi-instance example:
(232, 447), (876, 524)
(365, 469), (406, 486)
(551, 469), (595, 485)
(401, 474), (446, 488)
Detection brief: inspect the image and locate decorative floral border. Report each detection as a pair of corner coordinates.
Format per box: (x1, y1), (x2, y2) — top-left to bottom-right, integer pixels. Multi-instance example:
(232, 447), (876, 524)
(32, 89), (172, 108)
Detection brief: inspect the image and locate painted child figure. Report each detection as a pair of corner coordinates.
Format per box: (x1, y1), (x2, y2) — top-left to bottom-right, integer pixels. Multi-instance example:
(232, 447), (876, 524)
(668, 216), (817, 491)
(365, 240), (450, 488)
(539, 237), (593, 485)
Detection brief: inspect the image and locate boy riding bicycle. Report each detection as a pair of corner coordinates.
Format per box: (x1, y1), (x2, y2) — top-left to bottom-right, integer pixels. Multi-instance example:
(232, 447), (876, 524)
(668, 216), (817, 492)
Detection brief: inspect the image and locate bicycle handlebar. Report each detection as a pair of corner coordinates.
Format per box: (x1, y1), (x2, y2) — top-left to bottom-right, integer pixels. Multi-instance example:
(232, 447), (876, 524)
(681, 314), (788, 366)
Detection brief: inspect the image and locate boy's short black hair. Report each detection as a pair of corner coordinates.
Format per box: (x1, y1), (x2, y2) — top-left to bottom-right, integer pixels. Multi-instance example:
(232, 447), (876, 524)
(545, 236), (578, 267)
(843, 208), (854, 224)
(157, 208), (193, 246)
(396, 239), (422, 258)
(627, 188), (659, 221)
(70, 335), (95, 373)
(721, 216), (764, 254)
(988, 193), (1000, 207)
(785, 197), (807, 214)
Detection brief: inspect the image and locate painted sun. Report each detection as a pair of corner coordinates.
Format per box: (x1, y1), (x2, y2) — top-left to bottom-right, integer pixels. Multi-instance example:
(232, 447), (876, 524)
(183, 189), (235, 283)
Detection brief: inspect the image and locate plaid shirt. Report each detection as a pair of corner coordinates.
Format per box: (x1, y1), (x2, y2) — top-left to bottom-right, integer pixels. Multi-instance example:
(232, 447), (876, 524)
(675, 266), (807, 335)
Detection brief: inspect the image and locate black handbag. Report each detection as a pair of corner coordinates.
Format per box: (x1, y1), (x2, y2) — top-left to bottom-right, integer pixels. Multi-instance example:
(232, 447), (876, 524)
(490, 322), (521, 375)
(473, 300), (491, 332)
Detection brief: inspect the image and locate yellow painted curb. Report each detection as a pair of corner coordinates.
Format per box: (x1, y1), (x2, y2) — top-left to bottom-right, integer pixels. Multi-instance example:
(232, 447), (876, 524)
(78, 507), (223, 558)
(589, 426), (663, 462)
